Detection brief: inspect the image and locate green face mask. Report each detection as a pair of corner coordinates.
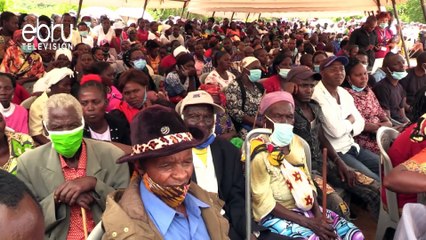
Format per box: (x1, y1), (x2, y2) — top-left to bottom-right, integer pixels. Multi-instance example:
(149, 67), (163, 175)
(47, 124), (84, 158)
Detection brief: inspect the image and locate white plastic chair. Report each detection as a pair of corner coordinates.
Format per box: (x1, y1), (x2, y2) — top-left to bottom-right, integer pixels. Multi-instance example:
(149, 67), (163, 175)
(87, 221), (104, 240)
(244, 128), (272, 237)
(243, 129), (312, 237)
(199, 73), (209, 84)
(20, 96), (37, 110)
(394, 203), (426, 240)
(298, 136), (312, 173)
(375, 126), (400, 240)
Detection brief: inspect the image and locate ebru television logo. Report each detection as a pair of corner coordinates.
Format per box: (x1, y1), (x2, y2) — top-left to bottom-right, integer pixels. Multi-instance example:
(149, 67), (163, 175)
(21, 19), (73, 51)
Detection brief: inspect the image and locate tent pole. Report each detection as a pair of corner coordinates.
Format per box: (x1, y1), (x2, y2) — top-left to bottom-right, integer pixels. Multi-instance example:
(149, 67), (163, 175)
(212, 11), (215, 17)
(245, 13), (250, 23)
(76, 0), (83, 24)
(181, 1), (189, 18)
(141, 0), (149, 18)
(258, 13), (261, 20)
(391, 0), (410, 67)
(420, 0), (426, 22)
(231, 12), (235, 21)
(376, 0), (381, 12)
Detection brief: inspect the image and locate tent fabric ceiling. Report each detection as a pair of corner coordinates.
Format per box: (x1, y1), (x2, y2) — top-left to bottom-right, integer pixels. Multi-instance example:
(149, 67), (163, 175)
(34, 0), (184, 9)
(188, 0), (405, 17)
(188, 10), (373, 19)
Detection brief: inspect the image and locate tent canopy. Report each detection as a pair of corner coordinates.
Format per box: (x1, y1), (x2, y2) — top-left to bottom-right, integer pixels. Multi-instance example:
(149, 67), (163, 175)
(33, 0), (184, 9)
(188, 0), (405, 17)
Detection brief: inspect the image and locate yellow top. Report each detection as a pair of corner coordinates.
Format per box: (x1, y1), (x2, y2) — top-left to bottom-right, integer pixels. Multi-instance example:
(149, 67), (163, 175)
(193, 147), (208, 167)
(29, 92), (48, 137)
(250, 134), (317, 222)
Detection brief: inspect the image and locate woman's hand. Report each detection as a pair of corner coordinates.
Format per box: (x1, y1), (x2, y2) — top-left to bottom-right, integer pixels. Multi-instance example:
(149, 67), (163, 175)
(307, 217), (337, 240)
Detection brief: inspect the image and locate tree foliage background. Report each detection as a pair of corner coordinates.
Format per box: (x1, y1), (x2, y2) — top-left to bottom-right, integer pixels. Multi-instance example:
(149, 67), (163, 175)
(394, 0), (425, 23)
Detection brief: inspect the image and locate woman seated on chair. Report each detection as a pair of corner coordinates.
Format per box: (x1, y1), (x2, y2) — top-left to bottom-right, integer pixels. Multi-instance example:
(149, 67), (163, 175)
(204, 51), (236, 91)
(384, 122), (426, 198)
(386, 86), (426, 209)
(342, 58), (392, 154)
(250, 91), (363, 239)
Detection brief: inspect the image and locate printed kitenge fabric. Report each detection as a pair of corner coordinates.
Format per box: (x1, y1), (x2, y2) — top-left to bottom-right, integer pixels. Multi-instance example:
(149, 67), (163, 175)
(143, 173), (190, 208)
(1, 131), (34, 174)
(346, 87), (386, 154)
(261, 208), (364, 240)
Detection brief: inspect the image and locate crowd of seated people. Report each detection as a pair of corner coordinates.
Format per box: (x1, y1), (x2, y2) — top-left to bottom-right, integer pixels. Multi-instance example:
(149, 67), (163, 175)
(1, 10), (425, 239)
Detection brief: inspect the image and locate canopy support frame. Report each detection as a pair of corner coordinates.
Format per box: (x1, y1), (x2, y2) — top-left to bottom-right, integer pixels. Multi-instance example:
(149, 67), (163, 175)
(391, 0), (410, 67)
(420, 0), (426, 22)
(76, 0), (84, 26)
(142, 0), (149, 18)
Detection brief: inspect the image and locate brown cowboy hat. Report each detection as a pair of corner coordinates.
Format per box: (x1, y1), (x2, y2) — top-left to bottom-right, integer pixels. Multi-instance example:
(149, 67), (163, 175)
(117, 104), (205, 163)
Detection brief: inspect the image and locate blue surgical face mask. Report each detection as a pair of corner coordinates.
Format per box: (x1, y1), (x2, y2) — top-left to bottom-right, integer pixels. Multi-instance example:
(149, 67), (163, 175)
(20, 44), (34, 54)
(389, 69), (408, 80)
(279, 68), (290, 79)
(313, 64), (320, 73)
(379, 23), (388, 29)
(79, 31), (88, 37)
(135, 87), (147, 109)
(133, 59), (147, 70)
(247, 69), (262, 82)
(351, 85), (365, 92)
(266, 116), (294, 147)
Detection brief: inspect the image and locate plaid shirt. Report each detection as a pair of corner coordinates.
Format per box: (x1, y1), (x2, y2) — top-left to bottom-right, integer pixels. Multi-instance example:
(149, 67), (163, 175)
(60, 142), (95, 240)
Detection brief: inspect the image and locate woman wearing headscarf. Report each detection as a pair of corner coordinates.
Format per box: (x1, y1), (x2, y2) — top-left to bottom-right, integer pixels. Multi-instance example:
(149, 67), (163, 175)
(0, 29), (45, 93)
(249, 92), (363, 240)
(29, 67), (74, 145)
(225, 57), (264, 139)
(45, 48), (73, 72)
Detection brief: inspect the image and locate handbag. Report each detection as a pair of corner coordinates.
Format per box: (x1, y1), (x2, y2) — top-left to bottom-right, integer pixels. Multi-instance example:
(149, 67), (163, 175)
(280, 159), (315, 211)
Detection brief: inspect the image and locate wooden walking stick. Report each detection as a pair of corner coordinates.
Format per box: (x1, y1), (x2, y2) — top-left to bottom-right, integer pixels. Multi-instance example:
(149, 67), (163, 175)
(81, 207), (88, 240)
(322, 148), (328, 221)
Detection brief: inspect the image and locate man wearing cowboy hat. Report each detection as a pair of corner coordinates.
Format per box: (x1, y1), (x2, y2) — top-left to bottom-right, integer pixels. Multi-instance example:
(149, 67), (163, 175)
(102, 105), (230, 239)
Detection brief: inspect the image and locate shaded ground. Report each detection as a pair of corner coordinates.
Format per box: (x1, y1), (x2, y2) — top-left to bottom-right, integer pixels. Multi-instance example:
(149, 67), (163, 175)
(352, 204), (378, 240)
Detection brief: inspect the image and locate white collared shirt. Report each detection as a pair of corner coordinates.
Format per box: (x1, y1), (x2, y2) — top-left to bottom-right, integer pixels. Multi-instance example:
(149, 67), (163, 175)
(312, 81), (365, 154)
(192, 147), (219, 194)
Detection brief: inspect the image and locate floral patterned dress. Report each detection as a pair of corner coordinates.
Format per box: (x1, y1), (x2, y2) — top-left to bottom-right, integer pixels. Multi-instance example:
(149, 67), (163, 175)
(0, 131), (34, 175)
(225, 78), (263, 139)
(346, 87), (387, 154)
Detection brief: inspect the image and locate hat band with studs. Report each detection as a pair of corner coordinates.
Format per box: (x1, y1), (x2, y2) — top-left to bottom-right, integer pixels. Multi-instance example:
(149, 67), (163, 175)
(130, 132), (194, 157)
